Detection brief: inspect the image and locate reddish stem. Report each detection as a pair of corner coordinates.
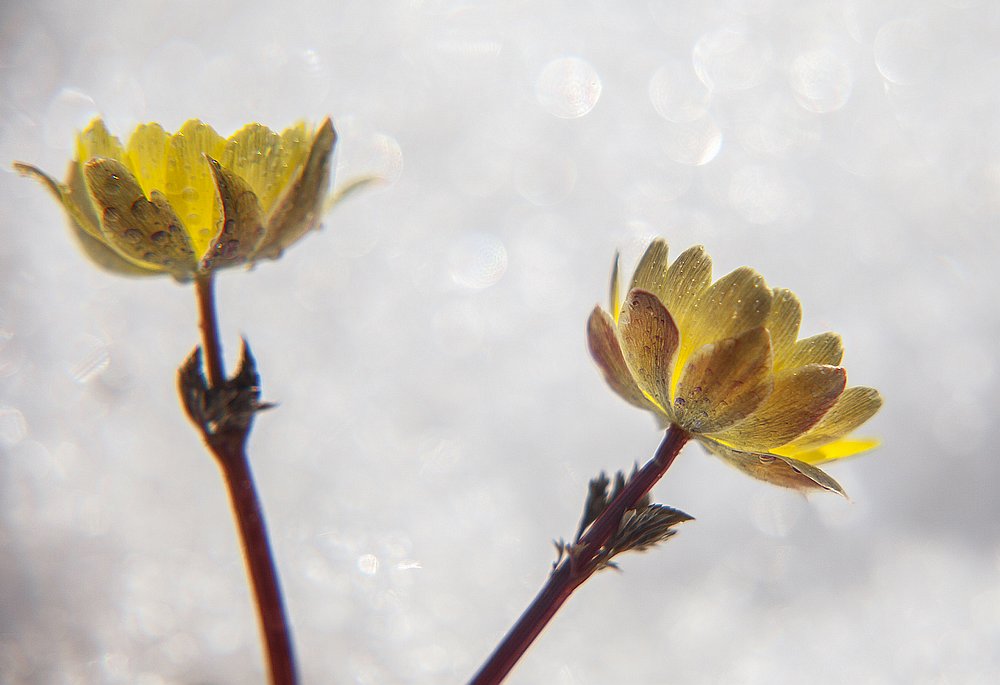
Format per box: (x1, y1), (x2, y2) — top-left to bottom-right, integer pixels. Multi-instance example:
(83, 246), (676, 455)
(468, 426), (691, 685)
(194, 275), (298, 685)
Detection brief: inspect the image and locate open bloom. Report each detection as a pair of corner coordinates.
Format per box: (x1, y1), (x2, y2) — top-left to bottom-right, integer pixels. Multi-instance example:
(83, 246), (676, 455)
(15, 117), (357, 281)
(587, 239), (882, 495)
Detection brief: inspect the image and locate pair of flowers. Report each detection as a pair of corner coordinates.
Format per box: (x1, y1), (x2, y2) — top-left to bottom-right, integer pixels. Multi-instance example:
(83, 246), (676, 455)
(19, 119), (881, 490)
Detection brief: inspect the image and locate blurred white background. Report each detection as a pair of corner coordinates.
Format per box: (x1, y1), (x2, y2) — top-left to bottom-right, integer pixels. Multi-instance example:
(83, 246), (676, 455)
(2, 0), (999, 683)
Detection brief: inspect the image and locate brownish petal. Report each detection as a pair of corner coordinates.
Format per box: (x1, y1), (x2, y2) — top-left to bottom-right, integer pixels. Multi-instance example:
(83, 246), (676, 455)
(775, 331), (843, 371)
(780, 386), (883, 451)
(673, 326), (773, 434)
(587, 306), (662, 414)
(673, 266), (772, 391)
(698, 437), (846, 496)
(253, 117), (337, 260)
(708, 364), (846, 451)
(84, 158), (197, 278)
(617, 289), (680, 412)
(201, 157), (267, 272)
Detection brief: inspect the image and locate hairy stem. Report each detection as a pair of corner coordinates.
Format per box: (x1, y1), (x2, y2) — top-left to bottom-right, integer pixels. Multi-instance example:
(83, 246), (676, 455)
(468, 426), (691, 685)
(193, 274), (298, 685)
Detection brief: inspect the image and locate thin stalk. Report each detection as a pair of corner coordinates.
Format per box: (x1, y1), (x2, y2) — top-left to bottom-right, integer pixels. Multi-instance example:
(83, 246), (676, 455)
(468, 425), (691, 685)
(193, 274), (298, 685)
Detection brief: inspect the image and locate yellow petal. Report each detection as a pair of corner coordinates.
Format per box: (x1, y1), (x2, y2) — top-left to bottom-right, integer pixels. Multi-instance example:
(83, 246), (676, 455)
(782, 437), (880, 466)
(587, 306), (663, 414)
(84, 158), (197, 278)
(126, 123), (169, 202)
(617, 289), (680, 412)
(163, 120), (226, 258)
(673, 266), (772, 392)
(673, 326), (773, 434)
(76, 118), (126, 164)
(629, 239), (669, 300)
(709, 364), (846, 451)
(698, 437), (846, 496)
(778, 387), (883, 452)
(776, 331), (843, 371)
(15, 161), (154, 276)
(253, 118), (336, 260)
(201, 157), (266, 272)
(222, 122), (309, 215)
(765, 288), (801, 362)
(660, 244), (712, 330)
(610, 251), (621, 322)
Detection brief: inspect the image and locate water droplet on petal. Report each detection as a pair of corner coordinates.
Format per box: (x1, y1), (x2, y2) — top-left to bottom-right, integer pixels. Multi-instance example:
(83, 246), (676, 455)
(150, 231), (168, 244)
(123, 228), (143, 244)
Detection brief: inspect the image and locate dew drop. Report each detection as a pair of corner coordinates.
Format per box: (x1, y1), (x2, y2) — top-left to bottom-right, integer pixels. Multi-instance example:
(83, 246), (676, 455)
(223, 218), (236, 236)
(123, 228), (143, 244)
(150, 230), (168, 244)
(222, 240), (240, 258)
(182, 187), (199, 201)
(142, 251), (156, 261)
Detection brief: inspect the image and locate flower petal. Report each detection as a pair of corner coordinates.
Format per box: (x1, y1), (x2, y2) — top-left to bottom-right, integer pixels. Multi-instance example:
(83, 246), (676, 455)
(163, 120), (226, 258)
(222, 122), (310, 214)
(200, 157), (267, 272)
(765, 288), (801, 362)
(708, 364), (846, 451)
(661, 244), (712, 329)
(76, 119), (126, 164)
(777, 387), (883, 452)
(698, 437), (846, 496)
(673, 326), (773, 433)
(15, 161), (154, 276)
(126, 123), (169, 202)
(617, 289), (679, 412)
(673, 266), (772, 392)
(253, 118), (336, 260)
(587, 306), (662, 414)
(629, 239), (669, 300)
(782, 437), (880, 466)
(84, 158), (197, 278)
(776, 331), (843, 370)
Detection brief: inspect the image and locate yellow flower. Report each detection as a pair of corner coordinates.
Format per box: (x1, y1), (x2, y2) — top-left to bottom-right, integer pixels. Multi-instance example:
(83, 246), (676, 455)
(15, 117), (358, 281)
(587, 239), (882, 495)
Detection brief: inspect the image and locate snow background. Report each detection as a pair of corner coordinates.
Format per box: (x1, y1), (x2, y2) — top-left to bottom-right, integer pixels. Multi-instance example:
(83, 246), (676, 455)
(2, 0), (999, 683)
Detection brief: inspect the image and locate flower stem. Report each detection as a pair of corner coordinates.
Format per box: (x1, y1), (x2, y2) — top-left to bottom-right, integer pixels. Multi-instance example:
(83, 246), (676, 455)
(195, 275), (225, 387)
(193, 274), (298, 685)
(468, 425), (691, 685)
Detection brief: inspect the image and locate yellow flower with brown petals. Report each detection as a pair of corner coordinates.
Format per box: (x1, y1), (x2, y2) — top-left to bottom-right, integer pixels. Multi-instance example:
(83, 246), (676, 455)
(587, 238), (882, 496)
(15, 117), (368, 281)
